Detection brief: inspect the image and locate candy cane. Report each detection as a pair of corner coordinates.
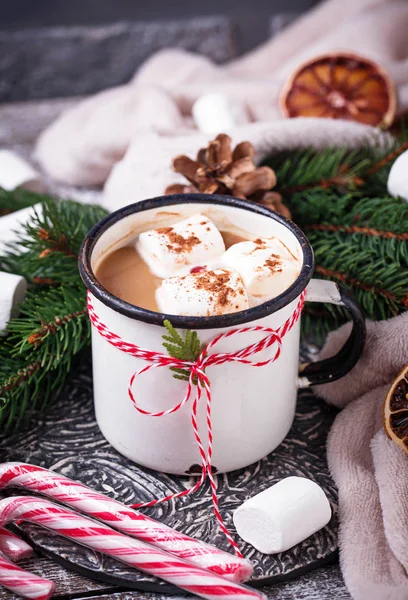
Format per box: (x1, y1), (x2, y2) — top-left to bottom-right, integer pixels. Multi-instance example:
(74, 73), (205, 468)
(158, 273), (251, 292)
(0, 496), (264, 600)
(0, 462), (252, 581)
(0, 551), (54, 600)
(0, 527), (33, 561)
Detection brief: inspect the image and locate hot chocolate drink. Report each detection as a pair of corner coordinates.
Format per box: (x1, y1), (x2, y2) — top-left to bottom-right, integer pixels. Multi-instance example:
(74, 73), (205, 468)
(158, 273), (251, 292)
(95, 214), (301, 316)
(95, 229), (246, 313)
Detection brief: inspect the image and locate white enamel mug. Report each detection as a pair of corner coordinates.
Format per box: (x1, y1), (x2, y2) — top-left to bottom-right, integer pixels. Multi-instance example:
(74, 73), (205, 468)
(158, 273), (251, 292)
(79, 194), (365, 475)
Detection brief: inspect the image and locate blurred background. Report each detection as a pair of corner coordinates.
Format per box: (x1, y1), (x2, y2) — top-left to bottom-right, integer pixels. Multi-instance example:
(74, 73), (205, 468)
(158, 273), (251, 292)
(2, 0), (319, 54)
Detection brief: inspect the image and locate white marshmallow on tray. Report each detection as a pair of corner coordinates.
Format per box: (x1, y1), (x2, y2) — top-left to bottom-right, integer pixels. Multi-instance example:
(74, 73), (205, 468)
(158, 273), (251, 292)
(0, 203), (43, 255)
(0, 272), (27, 335)
(136, 214), (225, 279)
(222, 238), (300, 306)
(156, 268), (249, 317)
(0, 150), (45, 193)
(192, 93), (237, 134)
(233, 477), (332, 554)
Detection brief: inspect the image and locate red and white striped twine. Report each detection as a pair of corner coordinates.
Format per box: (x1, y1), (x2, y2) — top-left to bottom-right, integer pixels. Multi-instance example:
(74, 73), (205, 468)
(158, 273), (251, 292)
(87, 291), (305, 555)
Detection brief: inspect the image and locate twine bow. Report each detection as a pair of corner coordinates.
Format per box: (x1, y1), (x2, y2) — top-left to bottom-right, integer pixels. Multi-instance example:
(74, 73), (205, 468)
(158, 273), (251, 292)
(87, 291), (305, 555)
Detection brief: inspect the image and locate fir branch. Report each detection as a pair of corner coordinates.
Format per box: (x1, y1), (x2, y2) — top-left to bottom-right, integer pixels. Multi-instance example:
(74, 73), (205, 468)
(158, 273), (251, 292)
(32, 276), (60, 286)
(162, 320), (202, 381)
(1, 249), (81, 286)
(293, 193), (408, 266)
(264, 148), (370, 193)
(0, 187), (44, 216)
(0, 287), (90, 430)
(264, 134), (408, 197)
(2, 197), (107, 257)
(0, 198), (107, 285)
(7, 286), (89, 359)
(1, 360), (42, 394)
(366, 138), (408, 176)
(36, 227), (76, 257)
(281, 185), (408, 335)
(0, 193), (107, 430)
(304, 224), (408, 241)
(276, 149), (343, 187)
(314, 266), (408, 310)
(288, 190), (408, 232)
(310, 235), (408, 320)
(26, 308), (88, 347)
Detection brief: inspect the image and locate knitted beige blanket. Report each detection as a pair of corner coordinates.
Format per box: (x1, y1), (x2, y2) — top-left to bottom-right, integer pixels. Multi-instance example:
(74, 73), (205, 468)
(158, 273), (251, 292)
(317, 316), (408, 600)
(34, 0), (407, 213)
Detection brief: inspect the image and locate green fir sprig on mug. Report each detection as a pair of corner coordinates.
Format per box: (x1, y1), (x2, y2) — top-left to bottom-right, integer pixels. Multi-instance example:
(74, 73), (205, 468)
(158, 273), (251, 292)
(162, 320), (202, 382)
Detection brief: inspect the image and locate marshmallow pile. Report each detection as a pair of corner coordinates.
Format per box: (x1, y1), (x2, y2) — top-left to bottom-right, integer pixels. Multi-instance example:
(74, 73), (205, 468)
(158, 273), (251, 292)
(136, 214), (300, 317)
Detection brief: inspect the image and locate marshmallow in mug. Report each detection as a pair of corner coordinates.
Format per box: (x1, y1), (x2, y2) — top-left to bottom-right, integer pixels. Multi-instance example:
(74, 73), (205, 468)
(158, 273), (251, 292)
(156, 268), (249, 317)
(222, 239), (300, 305)
(136, 214), (225, 279)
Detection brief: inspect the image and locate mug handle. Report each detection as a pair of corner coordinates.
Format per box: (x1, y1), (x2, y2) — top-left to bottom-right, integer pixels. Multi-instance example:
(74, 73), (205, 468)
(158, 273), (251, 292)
(298, 279), (366, 388)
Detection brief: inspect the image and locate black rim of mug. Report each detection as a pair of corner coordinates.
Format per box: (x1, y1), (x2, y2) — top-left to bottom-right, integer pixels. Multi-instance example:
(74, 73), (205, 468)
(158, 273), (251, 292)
(79, 193), (315, 330)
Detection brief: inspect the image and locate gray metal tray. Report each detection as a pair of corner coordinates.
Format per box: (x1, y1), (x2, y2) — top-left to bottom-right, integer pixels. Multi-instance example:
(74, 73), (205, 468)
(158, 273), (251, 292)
(0, 357), (338, 592)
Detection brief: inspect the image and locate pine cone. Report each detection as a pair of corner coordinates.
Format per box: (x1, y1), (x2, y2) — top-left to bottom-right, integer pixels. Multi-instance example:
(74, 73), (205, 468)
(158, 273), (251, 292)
(256, 191), (292, 221)
(165, 134), (291, 219)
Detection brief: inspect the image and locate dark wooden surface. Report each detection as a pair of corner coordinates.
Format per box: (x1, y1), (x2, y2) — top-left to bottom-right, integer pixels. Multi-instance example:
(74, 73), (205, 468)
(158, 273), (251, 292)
(0, 17), (236, 102)
(1, 0), (319, 57)
(0, 555), (350, 599)
(0, 348), (339, 589)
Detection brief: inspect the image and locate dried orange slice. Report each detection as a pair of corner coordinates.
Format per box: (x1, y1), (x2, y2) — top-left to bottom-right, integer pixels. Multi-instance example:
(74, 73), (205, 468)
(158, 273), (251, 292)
(280, 53), (397, 127)
(384, 363), (408, 454)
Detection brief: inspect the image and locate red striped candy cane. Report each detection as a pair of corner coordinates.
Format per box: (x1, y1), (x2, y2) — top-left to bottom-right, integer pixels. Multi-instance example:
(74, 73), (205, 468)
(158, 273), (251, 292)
(0, 551), (54, 600)
(0, 496), (265, 600)
(0, 462), (252, 581)
(0, 527), (33, 561)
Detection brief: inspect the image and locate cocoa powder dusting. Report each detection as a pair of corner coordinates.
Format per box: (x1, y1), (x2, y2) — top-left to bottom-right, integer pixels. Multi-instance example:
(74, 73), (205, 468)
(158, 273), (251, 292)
(156, 226), (173, 235)
(193, 270), (236, 308)
(157, 226), (201, 254)
(263, 256), (283, 273)
(250, 238), (267, 253)
(218, 289), (230, 307)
